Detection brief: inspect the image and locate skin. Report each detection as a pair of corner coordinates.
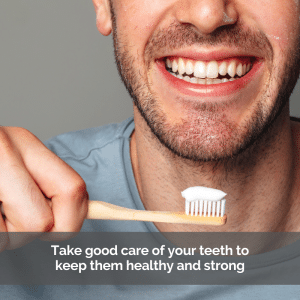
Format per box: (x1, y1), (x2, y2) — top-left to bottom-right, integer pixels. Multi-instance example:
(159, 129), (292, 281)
(93, 0), (300, 232)
(0, 127), (88, 249)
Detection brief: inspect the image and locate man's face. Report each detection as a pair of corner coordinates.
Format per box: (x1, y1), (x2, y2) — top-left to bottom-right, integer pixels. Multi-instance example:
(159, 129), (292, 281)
(110, 0), (300, 161)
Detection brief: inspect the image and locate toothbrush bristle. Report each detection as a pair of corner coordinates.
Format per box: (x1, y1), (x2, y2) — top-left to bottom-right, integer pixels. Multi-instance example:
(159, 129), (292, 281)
(212, 201), (216, 217)
(191, 201), (195, 216)
(203, 200), (208, 217)
(207, 201), (212, 217)
(221, 199), (226, 217)
(185, 201), (189, 215)
(217, 201), (221, 216)
(186, 199), (226, 217)
(199, 200), (203, 216)
(195, 200), (198, 216)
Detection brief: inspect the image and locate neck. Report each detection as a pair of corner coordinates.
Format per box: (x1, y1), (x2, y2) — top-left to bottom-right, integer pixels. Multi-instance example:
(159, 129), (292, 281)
(130, 106), (297, 232)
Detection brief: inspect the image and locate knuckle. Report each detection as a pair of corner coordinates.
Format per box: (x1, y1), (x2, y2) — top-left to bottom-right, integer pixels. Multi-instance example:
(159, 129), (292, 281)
(6, 126), (32, 137)
(0, 130), (15, 158)
(0, 127), (32, 164)
(0, 126), (35, 146)
(62, 178), (88, 201)
(0, 126), (30, 140)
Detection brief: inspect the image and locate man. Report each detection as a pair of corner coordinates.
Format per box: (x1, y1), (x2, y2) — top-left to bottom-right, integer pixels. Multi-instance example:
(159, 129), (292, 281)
(1, 0), (300, 298)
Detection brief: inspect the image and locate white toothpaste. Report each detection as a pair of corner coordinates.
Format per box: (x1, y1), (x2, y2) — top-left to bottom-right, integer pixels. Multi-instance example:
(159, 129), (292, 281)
(181, 186), (227, 217)
(181, 186), (226, 202)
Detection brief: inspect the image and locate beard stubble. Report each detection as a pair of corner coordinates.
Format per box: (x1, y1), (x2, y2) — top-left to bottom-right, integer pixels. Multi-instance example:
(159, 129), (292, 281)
(109, 4), (300, 163)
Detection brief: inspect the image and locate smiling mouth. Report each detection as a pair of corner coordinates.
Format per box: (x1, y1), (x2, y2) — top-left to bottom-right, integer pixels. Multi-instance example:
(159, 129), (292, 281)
(164, 57), (256, 85)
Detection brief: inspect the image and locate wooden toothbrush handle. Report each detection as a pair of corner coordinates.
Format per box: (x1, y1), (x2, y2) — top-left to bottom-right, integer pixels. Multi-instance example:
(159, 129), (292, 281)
(87, 201), (227, 225)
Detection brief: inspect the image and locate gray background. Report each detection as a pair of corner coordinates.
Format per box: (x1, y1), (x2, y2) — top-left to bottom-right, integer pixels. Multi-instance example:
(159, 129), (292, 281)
(0, 1), (299, 141)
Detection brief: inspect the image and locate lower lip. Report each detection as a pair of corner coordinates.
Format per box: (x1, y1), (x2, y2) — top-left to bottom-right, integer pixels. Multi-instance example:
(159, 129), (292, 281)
(156, 59), (263, 98)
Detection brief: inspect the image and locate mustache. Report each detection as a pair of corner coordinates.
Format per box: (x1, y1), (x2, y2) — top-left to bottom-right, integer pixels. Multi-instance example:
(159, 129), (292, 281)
(145, 21), (273, 60)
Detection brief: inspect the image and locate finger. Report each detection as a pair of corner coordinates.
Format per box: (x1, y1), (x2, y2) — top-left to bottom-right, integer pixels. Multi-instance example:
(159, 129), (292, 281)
(7, 127), (89, 232)
(0, 130), (54, 235)
(0, 131), (53, 250)
(28, 148), (89, 232)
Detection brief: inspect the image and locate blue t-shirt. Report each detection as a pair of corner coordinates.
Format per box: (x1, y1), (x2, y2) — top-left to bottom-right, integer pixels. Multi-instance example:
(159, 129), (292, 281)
(3, 118), (300, 299)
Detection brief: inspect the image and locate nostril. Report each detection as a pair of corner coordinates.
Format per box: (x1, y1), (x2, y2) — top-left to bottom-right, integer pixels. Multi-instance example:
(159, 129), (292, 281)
(174, 1), (238, 35)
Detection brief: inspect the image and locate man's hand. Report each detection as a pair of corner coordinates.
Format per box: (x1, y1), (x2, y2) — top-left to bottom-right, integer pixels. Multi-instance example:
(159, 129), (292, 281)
(0, 126), (88, 249)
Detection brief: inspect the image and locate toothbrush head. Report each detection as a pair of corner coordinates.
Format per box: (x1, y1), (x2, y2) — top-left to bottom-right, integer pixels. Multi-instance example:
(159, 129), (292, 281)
(182, 186), (227, 217)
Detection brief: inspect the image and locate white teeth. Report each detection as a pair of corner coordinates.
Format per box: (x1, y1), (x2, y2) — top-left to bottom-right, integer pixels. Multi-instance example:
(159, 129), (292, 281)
(236, 63), (243, 77)
(198, 79), (206, 84)
(166, 58), (253, 84)
(185, 60), (194, 75)
(171, 73), (238, 84)
(194, 61), (206, 78)
(213, 79), (222, 84)
(197, 78), (226, 85)
(172, 60), (178, 73)
(166, 58), (172, 69)
(242, 64), (247, 76)
(219, 61), (228, 76)
(183, 76), (190, 82)
(246, 64), (251, 72)
(206, 61), (219, 78)
(178, 58), (185, 75)
(190, 77), (198, 84)
(228, 60), (237, 78)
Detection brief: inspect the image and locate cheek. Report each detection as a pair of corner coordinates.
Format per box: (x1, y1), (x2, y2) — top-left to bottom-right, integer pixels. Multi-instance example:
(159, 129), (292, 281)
(240, 0), (300, 48)
(114, 0), (174, 47)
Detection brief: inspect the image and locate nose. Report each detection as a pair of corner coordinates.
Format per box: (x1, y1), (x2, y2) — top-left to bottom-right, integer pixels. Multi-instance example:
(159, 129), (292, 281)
(174, 0), (238, 35)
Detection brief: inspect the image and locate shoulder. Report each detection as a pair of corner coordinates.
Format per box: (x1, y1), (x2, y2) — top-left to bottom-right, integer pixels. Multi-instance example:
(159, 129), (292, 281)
(44, 117), (134, 160)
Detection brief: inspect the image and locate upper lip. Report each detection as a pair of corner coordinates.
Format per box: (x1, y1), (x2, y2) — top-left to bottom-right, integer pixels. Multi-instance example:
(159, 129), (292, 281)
(156, 47), (263, 62)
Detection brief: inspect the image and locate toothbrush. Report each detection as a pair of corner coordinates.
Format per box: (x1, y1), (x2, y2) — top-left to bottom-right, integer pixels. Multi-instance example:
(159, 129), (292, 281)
(87, 186), (227, 226)
(0, 187), (227, 226)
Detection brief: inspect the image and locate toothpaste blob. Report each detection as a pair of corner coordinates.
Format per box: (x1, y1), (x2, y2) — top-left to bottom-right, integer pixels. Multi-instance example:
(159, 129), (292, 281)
(181, 186), (227, 202)
(181, 186), (227, 217)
